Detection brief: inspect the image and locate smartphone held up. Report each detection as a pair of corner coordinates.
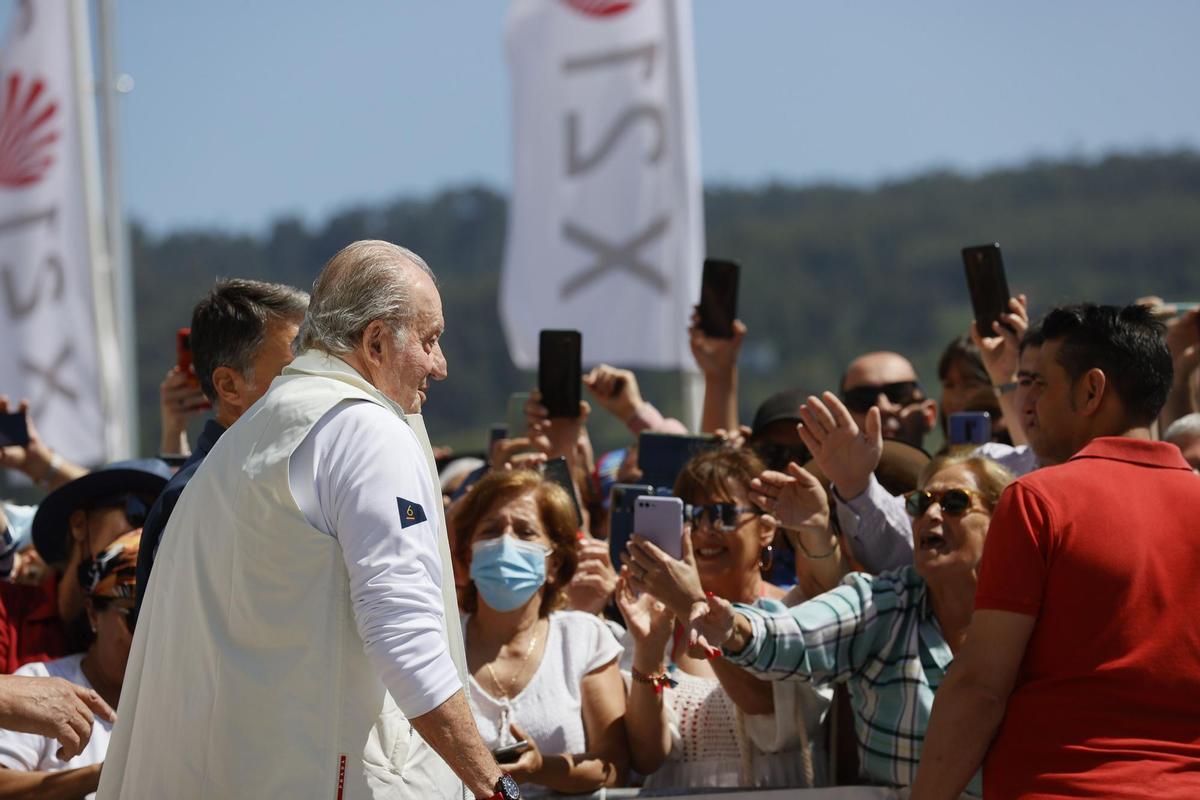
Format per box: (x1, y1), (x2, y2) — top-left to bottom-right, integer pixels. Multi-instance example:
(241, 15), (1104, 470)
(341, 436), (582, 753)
(538, 330), (582, 419)
(961, 243), (1013, 337)
(698, 259), (740, 338)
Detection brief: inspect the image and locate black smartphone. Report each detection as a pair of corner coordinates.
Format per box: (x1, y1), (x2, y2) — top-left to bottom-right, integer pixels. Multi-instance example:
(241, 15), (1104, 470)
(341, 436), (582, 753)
(538, 330), (582, 418)
(542, 457), (584, 528)
(608, 483), (654, 565)
(0, 412), (29, 448)
(492, 740), (530, 763)
(698, 258), (740, 338)
(637, 432), (721, 491)
(961, 244), (1013, 336)
(948, 411), (992, 446)
(487, 423), (508, 453)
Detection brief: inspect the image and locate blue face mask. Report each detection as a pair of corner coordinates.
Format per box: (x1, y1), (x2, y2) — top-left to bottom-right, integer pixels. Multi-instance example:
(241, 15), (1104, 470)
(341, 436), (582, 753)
(470, 535), (549, 612)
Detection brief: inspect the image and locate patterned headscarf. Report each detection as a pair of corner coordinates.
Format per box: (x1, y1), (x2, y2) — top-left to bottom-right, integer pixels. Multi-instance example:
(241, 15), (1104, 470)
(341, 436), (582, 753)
(79, 530), (141, 600)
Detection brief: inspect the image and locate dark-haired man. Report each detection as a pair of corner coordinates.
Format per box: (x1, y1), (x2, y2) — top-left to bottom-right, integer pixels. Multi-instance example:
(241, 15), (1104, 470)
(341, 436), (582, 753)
(133, 279), (308, 613)
(914, 303), (1200, 799)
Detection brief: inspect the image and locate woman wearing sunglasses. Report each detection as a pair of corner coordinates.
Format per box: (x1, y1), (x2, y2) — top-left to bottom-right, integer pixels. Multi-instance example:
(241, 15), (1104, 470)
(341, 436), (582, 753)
(0, 531), (140, 799)
(633, 453), (1012, 796)
(618, 448), (831, 789)
(452, 468), (629, 796)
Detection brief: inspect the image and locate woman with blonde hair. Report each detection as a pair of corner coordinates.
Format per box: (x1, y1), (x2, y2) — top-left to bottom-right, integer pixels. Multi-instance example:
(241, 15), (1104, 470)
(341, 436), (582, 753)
(632, 453), (1014, 797)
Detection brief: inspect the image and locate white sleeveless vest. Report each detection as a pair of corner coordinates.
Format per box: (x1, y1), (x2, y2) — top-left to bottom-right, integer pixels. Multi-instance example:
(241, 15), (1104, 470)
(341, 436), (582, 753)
(97, 351), (469, 800)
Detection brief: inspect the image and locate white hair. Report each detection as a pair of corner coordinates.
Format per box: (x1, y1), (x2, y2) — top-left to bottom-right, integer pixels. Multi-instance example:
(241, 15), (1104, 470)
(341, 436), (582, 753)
(297, 240), (435, 356)
(1163, 412), (1200, 445)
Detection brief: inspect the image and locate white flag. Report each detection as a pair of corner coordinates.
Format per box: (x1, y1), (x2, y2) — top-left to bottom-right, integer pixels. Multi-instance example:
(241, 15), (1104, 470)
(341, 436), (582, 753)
(501, 0), (704, 369)
(0, 0), (124, 466)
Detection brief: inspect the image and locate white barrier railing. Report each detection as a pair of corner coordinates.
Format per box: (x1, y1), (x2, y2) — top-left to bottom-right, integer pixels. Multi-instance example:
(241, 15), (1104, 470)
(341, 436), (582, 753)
(543, 787), (898, 799)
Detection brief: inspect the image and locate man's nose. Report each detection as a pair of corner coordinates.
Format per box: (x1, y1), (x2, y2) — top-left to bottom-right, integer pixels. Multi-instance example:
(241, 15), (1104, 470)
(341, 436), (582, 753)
(875, 393), (901, 415)
(431, 343), (448, 381)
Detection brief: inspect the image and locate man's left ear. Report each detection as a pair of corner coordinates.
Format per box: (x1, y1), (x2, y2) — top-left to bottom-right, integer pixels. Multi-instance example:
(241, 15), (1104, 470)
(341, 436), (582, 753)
(1081, 368), (1107, 416)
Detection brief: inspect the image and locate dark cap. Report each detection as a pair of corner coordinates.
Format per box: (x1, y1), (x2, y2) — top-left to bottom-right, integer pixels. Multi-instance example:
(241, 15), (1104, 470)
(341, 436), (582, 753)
(32, 459), (172, 565)
(750, 388), (808, 439)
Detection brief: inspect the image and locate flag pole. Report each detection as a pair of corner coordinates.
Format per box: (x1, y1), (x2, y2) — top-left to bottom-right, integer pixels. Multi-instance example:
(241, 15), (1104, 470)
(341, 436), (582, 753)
(95, 0), (137, 457)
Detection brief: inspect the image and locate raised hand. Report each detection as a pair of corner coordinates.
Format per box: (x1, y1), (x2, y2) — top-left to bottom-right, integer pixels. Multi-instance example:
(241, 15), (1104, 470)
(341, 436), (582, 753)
(526, 389), (591, 462)
(686, 593), (737, 650)
(615, 572), (675, 655)
(159, 366), (210, 456)
(583, 364), (643, 423)
(688, 306), (746, 378)
(970, 294), (1030, 386)
(625, 528), (705, 619)
(797, 392), (882, 500)
(749, 462), (829, 535)
(565, 537), (618, 615)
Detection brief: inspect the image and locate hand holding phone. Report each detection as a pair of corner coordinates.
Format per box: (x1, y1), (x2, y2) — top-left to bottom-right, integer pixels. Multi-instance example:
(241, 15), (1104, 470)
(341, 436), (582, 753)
(634, 496), (684, 560)
(491, 740), (530, 764)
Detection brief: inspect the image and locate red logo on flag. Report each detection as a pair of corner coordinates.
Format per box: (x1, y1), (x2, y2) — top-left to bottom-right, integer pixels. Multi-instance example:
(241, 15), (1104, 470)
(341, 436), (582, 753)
(562, 0), (636, 17)
(0, 72), (59, 188)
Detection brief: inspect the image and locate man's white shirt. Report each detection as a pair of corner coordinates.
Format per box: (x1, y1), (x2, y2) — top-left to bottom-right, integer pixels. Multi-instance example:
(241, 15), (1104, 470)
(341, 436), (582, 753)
(289, 399), (461, 718)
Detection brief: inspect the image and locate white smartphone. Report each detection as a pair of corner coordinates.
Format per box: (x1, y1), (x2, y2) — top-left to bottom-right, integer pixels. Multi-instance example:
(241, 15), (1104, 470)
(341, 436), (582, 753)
(633, 496), (684, 560)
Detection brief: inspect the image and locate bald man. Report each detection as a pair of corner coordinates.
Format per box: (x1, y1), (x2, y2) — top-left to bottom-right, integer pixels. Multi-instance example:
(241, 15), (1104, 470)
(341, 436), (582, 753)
(839, 351), (937, 450)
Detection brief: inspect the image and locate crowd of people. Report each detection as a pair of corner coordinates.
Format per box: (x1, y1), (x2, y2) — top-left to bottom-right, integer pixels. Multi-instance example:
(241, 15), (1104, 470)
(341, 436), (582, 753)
(0, 239), (1198, 799)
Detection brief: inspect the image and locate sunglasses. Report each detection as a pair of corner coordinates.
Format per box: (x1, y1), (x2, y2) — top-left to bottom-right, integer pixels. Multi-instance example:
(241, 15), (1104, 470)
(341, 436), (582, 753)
(904, 487), (983, 518)
(685, 503), (759, 532)
(92, 599), (135, 634)
(841, 381), (924, 414)
(88, 494), (152, 530)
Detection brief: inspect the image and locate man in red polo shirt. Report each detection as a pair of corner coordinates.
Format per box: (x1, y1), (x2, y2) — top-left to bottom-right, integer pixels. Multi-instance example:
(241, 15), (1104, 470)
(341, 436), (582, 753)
(913, 303), (1200, 799)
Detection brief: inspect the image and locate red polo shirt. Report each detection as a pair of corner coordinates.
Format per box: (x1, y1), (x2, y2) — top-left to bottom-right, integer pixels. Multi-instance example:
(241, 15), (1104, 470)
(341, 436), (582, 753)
(976, 437), (1200, 799)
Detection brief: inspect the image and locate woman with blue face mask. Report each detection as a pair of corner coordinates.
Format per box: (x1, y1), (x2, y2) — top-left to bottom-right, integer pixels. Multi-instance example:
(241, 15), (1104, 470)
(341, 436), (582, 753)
(453, 469), (629, 796)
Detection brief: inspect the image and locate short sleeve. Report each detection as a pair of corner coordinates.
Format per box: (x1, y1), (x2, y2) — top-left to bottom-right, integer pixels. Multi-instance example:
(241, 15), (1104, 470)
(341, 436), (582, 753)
(560, 612), (623, 676)
(975, 481), (1052, 615)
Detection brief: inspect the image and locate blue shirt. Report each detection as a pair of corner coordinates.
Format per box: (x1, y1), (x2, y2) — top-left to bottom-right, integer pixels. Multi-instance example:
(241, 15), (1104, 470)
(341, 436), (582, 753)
(134, 419), (225, 616)
(725, 565), (981, 795)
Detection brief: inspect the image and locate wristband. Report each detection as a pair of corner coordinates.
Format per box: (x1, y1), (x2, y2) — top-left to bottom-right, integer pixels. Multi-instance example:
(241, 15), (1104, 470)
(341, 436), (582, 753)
(35, 452), (62, 490)
(630, 664), (678, 694)
(793, 531), (837, 560)
(994, 381), (1018, 395)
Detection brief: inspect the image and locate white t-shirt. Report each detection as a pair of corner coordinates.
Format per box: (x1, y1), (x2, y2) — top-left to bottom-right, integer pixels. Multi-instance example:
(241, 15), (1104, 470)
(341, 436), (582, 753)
(466, 610), (623, 758)
(0, 653), (110, 798)
(288, 400), (461, 719)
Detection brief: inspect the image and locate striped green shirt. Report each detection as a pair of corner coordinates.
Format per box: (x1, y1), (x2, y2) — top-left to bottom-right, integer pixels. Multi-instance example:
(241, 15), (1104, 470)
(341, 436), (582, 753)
(726, 566), (980, 795)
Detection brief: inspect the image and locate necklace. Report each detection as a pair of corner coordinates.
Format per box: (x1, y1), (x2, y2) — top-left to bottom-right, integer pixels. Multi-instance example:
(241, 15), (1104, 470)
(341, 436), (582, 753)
(484, 621), (541, 699)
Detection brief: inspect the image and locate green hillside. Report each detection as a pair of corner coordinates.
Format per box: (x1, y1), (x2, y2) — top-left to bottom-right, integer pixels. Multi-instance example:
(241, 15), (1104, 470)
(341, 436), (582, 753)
(131, 151), (1200, 456)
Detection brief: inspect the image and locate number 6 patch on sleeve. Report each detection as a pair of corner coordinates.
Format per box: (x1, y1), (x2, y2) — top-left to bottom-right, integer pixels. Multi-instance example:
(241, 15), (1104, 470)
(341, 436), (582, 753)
(396, 498), (427, 529)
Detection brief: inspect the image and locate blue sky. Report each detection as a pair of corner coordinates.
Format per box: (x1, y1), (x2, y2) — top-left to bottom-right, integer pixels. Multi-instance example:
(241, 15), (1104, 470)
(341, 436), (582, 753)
(47, 1), (1200, 233)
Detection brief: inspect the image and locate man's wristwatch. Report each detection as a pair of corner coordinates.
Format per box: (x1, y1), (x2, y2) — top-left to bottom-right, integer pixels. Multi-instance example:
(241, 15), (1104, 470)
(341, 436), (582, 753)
(481, 773), (520, 800)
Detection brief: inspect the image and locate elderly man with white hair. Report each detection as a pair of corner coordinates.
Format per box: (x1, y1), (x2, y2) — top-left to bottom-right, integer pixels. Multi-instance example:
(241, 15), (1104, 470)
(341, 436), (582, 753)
(99, 241), (521, 800)
(1163, 412), (1200, 472)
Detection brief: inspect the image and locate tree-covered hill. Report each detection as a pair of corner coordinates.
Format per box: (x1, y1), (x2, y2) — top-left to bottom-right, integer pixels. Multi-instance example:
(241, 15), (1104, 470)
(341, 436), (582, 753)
(131, 151), (1200, 455)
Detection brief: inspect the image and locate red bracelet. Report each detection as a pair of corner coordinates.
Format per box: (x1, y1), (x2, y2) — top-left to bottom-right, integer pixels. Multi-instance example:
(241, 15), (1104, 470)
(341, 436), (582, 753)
(631, 665), (678, 694)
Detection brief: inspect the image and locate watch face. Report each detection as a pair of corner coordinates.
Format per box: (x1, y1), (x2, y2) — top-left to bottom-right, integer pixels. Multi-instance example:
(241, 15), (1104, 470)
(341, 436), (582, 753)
(498, 773), (520, 799)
